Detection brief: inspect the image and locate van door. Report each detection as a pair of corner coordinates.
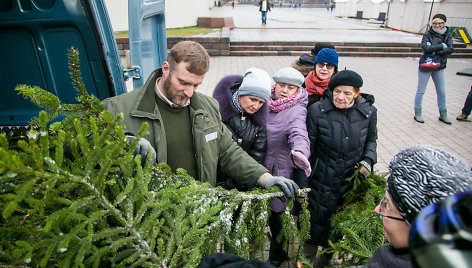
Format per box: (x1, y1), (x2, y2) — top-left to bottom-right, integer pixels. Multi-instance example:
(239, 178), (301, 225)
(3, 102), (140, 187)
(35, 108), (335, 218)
(128, 0), (167, 89)
(0, 0), (126, 126)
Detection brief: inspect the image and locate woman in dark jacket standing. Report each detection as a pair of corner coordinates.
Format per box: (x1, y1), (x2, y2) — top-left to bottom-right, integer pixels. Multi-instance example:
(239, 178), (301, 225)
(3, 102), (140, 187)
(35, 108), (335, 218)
(212, 67), (272, 189)
(303, 70), (378, 267)
(414, 13), (454, 124)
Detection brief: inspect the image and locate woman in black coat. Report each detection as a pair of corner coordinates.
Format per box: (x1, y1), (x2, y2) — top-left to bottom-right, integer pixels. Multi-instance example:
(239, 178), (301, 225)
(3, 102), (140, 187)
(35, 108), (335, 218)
(303, 70), (378, 266)
(212, 68), (271, 189)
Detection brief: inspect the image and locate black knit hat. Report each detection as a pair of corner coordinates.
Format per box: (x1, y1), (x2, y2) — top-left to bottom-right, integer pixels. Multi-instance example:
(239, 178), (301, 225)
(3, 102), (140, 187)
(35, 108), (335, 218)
(328, 70), (363, 90)
(311, 42), (335, 56)
(432, 14), (447, 23)
(387, 145), (472, 225)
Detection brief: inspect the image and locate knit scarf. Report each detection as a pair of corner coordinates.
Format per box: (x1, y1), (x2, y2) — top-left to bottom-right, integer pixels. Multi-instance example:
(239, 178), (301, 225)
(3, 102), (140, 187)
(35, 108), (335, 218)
(432, 26), (447, 35)
(269, 85), (301, 112)
(232, 90), (244, 113)
(304, 70), (329, 96)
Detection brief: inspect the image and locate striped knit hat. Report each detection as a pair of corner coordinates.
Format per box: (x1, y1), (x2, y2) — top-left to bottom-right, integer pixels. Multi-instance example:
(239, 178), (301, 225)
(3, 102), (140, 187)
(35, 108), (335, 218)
(387, 145), (472, 225)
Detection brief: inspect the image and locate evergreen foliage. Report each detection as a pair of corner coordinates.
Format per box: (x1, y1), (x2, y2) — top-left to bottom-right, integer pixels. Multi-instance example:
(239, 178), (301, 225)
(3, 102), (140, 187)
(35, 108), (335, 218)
(0, 48), (310, 267)
(326, 171), (387, 266)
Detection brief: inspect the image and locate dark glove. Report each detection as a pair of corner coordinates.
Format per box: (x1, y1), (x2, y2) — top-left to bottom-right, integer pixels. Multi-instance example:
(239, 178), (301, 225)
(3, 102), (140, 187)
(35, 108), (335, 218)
(264, 176), (299, 198)
(126, 136), (156, 167)
(356, 160), (371, 179)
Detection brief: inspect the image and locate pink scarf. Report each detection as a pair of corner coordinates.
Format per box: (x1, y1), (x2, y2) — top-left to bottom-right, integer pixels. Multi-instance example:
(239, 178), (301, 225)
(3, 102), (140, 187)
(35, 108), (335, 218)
(269, 85), (302, 113)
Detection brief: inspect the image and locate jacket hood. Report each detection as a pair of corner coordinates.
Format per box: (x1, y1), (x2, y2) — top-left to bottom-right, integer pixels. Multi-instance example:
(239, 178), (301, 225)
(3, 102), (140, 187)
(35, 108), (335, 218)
(213, 75), (268, 126)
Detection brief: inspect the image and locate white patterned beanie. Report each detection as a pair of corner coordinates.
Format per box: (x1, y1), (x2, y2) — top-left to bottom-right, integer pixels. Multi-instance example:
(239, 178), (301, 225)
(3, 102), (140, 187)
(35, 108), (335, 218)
(387, 145), (472, 225)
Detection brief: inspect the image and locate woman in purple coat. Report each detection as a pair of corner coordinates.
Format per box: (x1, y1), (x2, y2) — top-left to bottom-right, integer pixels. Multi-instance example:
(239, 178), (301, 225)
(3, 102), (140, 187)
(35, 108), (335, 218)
(265, 67), (311, 266)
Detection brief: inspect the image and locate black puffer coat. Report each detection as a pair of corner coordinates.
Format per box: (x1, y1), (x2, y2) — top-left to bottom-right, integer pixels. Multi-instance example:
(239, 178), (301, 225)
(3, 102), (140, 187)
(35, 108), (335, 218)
(421, 26), (453, 70)
(305, 90), (377, 245)
(348, 245), (412, 268)
(212, 75), (268, 189)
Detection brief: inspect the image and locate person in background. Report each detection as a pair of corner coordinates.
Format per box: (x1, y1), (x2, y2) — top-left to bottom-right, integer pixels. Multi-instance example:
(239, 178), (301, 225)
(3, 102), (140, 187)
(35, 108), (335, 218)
(259, 0), (271, 25)
(350, 145), (472, 268)
(264, 67), (311, 267)
(212, 67), (271, 190)
(292, 42), (335, 77)
(305, 70), (377, 267)
(414, 13), (454, 124)
(304, 48), (339, 107)
(456, 86), (472, 122)
(409, 190), (472, 268)
(103, 40), (299, 199)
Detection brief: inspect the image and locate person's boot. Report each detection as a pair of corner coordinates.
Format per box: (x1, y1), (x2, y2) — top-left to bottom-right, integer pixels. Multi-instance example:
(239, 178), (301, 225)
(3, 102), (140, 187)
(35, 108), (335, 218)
(301, 242), (318, 265)
(439, 110), (452, 124)
(414, 108), (424, 123)
(456, 114), (471, 122)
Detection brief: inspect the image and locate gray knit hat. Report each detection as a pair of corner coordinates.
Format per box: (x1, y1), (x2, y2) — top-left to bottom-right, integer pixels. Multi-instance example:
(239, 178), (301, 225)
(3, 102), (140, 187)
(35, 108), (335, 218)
(387, 145), (472, 225)
(272, 67), (304, 88)
(238, 67), (272, 101)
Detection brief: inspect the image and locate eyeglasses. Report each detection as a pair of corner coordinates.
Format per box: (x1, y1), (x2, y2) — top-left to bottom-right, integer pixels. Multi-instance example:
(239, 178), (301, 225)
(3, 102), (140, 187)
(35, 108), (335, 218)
(378, 198), (405, 222)
(432, 22), (444, 25)
(315, 62), (335, 70)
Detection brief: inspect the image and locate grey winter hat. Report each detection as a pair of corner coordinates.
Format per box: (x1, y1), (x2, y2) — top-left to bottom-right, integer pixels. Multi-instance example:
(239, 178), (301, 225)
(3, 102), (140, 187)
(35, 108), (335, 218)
(386, 145), (472, 225)
(272, 67), (305, 88)
(238, 67), (272, 101)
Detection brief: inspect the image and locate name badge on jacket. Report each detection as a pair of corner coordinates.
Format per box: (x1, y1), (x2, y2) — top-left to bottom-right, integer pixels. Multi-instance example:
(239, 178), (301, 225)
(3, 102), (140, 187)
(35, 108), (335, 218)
(205, 132), (217, 142)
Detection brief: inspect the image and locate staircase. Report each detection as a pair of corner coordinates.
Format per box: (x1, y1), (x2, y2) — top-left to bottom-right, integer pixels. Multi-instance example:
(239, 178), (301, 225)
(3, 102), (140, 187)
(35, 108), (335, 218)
(229, 41), (472, 58)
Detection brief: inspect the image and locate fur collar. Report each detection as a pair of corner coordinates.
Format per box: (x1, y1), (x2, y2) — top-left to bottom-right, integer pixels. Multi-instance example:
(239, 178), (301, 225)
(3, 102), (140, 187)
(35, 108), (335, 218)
(212, 75), (268, 126)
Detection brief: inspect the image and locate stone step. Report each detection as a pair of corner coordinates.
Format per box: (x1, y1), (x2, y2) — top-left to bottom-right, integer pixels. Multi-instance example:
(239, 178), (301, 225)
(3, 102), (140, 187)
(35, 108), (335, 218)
(230, 45), (425, 53)
(229, 41), (468, 48)
(229, 50), (472, 57)
(229, 41), (472, 57)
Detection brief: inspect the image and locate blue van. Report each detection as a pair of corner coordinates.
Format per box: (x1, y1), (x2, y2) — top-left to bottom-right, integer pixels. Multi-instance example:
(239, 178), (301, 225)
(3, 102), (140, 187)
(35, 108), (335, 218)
(0, 0), (167, 129)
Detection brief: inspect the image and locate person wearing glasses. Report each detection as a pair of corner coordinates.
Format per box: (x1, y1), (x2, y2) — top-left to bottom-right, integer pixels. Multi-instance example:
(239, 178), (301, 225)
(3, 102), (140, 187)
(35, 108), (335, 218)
(350, 145), (472, 268)
(303, 48), (339, 108)
(414, 14), (454, 124)
(302, 70), (377, 267)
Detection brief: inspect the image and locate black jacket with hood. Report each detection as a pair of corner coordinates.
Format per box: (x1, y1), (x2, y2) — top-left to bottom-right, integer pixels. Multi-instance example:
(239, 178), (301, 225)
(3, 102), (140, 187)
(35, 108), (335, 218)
(212, 75), (268, 188)
(421, 26), (453, 70)
(305, 90), (378, 245)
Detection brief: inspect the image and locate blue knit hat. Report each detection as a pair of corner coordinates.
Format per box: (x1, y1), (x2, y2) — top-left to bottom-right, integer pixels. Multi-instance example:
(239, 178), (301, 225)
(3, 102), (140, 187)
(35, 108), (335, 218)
(314, 48), (339, 68)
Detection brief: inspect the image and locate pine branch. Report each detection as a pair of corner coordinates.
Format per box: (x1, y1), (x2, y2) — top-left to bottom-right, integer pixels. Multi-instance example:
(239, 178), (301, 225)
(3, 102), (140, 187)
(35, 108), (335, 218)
(1, 47), (311, 267)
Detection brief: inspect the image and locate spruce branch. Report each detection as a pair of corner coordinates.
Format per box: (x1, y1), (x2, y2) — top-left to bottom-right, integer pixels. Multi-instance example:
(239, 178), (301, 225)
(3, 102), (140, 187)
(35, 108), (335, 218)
(1, 47), (312, 267)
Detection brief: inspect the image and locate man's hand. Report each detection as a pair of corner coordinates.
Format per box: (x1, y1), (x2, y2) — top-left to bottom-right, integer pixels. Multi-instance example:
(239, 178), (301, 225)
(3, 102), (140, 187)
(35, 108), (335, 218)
(291, 150), (311, 177)
(264, 176), (299, 198)
(126, 136), (157, 167)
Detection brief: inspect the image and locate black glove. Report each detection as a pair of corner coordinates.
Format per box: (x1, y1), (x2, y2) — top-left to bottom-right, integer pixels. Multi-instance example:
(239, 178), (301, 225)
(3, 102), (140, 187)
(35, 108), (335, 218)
(264, 176), (299, 198)
(126, 136), (157, 167)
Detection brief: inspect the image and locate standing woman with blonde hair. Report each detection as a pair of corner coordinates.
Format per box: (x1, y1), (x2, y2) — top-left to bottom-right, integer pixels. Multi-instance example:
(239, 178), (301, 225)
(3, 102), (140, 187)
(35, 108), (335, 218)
(414, 14), (454, 124)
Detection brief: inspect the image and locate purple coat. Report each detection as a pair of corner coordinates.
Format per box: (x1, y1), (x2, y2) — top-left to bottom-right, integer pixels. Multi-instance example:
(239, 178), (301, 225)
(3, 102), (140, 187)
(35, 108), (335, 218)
(264, 89), (310, 180)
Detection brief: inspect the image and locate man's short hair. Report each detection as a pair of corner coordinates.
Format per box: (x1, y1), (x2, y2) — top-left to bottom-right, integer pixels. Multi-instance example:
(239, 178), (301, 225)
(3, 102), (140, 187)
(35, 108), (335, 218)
(167, 41), (210, 75)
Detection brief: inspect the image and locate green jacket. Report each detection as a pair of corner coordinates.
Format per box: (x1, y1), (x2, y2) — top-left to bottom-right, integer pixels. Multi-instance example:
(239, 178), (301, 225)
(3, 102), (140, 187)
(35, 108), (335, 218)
(102, 69), (268, 187)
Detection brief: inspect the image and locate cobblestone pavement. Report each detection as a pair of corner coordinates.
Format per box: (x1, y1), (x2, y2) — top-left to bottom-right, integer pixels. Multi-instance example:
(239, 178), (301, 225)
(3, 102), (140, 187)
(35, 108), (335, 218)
(200, 56), (472, 174)
(207, 5), (423, 43)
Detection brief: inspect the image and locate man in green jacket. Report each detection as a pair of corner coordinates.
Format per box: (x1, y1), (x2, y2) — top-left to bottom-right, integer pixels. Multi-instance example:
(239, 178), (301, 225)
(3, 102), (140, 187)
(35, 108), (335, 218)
(103, 41), (298, 197)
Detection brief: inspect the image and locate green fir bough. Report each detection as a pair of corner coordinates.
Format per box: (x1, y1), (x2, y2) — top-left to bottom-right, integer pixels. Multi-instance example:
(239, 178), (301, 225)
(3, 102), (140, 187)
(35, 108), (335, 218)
(0, 48), (310, 267)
